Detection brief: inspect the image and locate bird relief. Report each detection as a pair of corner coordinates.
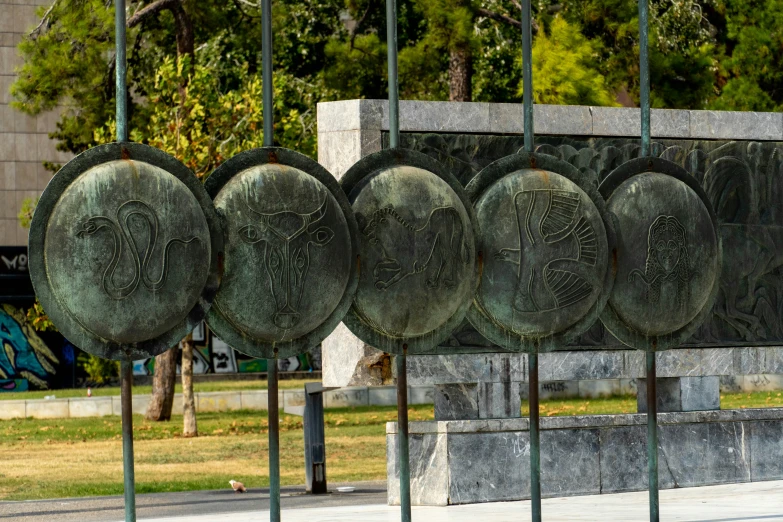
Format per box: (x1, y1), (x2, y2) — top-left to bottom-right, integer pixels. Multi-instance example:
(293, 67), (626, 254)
(495, 189), (598, 313)
(357, 206), (469, 291)
(76, 200), (199, 300)
(628, 215), (692, 310)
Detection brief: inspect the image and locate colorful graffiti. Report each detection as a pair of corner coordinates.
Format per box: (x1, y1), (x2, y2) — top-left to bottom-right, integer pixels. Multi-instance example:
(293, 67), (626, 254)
(0, 304), (59, 390)
(132, 326), (321, 376)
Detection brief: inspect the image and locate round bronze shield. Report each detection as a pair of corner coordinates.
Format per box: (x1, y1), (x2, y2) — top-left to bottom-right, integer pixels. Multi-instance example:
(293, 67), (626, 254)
(28, 143), (223, 361)
(340, 149), (479, 355)
(204, 147), (359, 359)
(466, 152), (615, 352)
(599, 157), (721, 350)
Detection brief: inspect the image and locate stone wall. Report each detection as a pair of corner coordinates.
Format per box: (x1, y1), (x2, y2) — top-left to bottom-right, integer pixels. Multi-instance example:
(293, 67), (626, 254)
(0, 0), (71, 246)
(317, 99), (783, 388)
(387, 409), (783, 505)
(0, 384), (436, 420)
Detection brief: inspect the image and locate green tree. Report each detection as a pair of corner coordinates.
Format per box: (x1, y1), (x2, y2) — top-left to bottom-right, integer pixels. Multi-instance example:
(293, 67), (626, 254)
(709, 0), (783, 111)
(558, 0), (718, 108)
(524, 16), (616, 106)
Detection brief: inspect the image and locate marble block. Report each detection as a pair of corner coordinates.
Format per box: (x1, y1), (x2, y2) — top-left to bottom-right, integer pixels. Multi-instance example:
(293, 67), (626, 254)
(434, 384), (478, 421)
(386, 409), (780, 505)
(637, 376), (720, 412)
(478, 382), (522, 419)
(387, 433), (448, 506)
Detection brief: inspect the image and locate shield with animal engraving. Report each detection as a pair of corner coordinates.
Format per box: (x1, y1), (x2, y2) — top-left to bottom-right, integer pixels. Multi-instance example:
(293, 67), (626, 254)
(28, 142), (223, 361)
(340, 149), (479, 355)
(599, 157), (721, 351)
(465, 152), (615, 353)
(204, 147), (359, 359)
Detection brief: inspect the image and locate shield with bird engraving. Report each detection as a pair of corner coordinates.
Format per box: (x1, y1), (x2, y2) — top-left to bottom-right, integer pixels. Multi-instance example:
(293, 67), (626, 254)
(466, 152), (615, 352)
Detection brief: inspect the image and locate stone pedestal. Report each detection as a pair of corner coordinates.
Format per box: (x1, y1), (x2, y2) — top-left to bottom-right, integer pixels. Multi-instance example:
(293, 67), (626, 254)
(637, 376), (720, 413)
(434, 382), (522, 420)
(387, 408), (783, 506)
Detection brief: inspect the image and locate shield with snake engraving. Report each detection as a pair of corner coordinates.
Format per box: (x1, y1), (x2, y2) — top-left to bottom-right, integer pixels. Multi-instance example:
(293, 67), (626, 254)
(465, 152), (615, 353)
(204, 147), (359, 359)
(28, 143), (223, 361)
(598, 157), (722, 351)
(340, 149), (480, 355)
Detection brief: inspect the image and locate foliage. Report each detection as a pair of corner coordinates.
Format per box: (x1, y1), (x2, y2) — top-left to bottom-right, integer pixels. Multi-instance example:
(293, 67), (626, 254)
(11, 0), (117, 161)
(25, 301), (56, 333)
(16, 197), (38, 229)
(524, 16), (617, 106)
(709, 0), (783, 111)
(77, 352), (119, 385)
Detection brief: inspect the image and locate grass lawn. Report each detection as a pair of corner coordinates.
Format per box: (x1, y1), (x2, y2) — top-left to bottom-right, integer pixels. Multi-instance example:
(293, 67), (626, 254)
(1, 391), (781, 501)
(0, 379), (319, 401)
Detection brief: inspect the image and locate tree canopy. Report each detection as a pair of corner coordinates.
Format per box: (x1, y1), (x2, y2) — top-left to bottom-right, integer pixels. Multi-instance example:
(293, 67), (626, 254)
(9, 0), (783, 164)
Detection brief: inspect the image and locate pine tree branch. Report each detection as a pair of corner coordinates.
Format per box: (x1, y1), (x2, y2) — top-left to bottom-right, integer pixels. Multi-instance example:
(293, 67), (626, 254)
(127, 0), (179, 28)
(29, 0), (59, 40)
(477, 7), (520, 28)
(478, 7), (539, 33)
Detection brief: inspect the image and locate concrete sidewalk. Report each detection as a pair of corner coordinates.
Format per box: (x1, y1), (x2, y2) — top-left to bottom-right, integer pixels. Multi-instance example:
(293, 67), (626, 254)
(129, 481), (783, 522)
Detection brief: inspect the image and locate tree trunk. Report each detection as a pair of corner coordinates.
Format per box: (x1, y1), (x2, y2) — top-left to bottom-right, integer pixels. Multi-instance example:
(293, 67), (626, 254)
(182, 333), (198, 437)
(145, 347), (178, 421)
(449, 47), (473, 102)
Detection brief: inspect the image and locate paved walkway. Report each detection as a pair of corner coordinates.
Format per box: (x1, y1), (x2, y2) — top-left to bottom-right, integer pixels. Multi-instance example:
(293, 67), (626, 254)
(130, 481), (783, 522)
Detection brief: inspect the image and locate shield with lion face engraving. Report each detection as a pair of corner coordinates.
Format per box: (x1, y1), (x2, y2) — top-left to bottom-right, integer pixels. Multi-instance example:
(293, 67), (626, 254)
(28, 142), (223, 361)
(340, 149), (480, 355)
(205, 147), (359, 359)
(465, 152), (615, 353)
(598, 157), (721, 351)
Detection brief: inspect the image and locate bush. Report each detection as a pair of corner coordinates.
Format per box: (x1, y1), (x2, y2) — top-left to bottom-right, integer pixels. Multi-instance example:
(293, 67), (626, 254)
(77, 352), (119, 385)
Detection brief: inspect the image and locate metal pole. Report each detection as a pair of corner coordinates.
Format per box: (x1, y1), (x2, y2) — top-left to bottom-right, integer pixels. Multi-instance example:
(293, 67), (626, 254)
(115, 0), (127, 142)
(528, 352), (541, 522)
(396, 349), (411, 522)
(646, 351), (660, 521)
(120, 360), (136, 522)
(386, 0), (399, 148)
(261, 0), (273, 147)
(521, 0), (533, 153)
(639, 0), (650, 157)
(268, 356), (281, 522)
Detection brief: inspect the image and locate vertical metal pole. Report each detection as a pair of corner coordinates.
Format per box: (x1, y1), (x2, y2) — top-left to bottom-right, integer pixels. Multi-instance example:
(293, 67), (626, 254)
(261, 0), (273, 147)
(386, 0), (399, 149)
(116, 1), (132, 517)
(120, 360), (136, 522)
(639, 0), (650, 157)
(268, 356), (281, 522)
(396, 349), (411, 522)
(115, 0), (127, 142)
(528, 352), (541, 522)
(646, 351), (660, 521)
(521, 0), (534, 153)
(639, 0), (656, 517)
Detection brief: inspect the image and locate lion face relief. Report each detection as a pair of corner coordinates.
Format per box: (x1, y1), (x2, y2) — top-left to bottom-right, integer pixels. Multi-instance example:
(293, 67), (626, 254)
(652, 217), (685, 274)
(629, 215), (692, 306)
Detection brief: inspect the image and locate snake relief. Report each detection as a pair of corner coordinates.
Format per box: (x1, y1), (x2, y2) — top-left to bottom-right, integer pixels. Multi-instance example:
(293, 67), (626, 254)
(76, 200), (199, 300)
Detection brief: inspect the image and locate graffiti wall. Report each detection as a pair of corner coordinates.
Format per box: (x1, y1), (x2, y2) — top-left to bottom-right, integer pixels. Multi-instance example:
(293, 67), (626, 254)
(0, 304), (65, 391)
(131, 325), (321, 377)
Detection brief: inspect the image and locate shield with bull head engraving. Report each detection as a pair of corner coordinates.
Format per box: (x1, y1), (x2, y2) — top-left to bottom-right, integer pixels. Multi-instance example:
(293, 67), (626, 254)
(205, 147), (359, 359)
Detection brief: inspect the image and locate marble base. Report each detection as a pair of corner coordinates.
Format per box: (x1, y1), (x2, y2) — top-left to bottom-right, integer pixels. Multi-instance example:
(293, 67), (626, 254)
(637, 376), (720, 412)
(386, 408), (783, 505)
(434, 382), (522, 420)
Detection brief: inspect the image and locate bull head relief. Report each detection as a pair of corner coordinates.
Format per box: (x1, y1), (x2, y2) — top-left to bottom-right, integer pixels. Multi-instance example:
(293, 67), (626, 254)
(239, 198), (334, 329)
